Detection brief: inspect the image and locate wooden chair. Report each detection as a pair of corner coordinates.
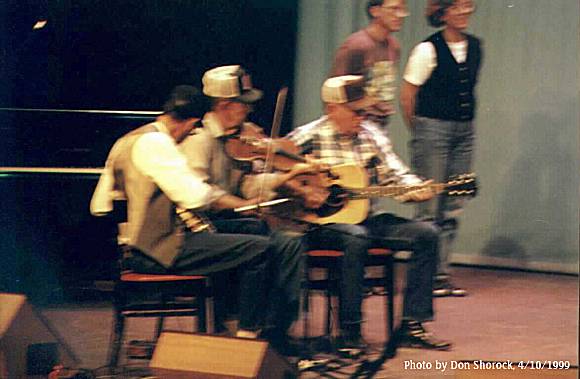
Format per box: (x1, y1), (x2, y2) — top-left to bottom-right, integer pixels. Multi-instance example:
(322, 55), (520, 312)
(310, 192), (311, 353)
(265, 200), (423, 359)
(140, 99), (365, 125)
(302, 248), (397, 347)
(106, 200), (211, 368)
(107, 248), (210, 368)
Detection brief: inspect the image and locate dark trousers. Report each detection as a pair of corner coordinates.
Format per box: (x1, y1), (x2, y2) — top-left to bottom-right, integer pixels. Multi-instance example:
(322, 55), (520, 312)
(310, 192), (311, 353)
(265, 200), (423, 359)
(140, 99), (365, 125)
(305, 213), (438, 330)
(127, 218), (304, 333)
(366, 214), (438, 323)
(265, 230), (304, 332)
(212, 218), (305, 333)
(127, 230), (270, 331)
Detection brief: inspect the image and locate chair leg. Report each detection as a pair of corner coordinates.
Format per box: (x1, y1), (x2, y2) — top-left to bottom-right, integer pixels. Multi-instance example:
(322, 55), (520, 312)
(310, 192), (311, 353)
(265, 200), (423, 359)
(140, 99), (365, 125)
(154, 317), (165, 339)
(325, 288), (332, 337)
(197, 294), (207, 333)
(385, 256), (395, 339)
(302, 286), (310, 341)
(108, 309), (125, 369)
(326, 266), (341, 339)
(324, 268), (333, 337)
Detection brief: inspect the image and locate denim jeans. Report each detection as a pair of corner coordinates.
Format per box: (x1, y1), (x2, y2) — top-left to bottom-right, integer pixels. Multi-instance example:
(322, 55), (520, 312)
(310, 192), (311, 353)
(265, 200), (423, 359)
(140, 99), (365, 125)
(410, 116), (475, 276)
(305, 223), (368, 330)
(305, 214), (439, 328)
(212, 218), (305, 333)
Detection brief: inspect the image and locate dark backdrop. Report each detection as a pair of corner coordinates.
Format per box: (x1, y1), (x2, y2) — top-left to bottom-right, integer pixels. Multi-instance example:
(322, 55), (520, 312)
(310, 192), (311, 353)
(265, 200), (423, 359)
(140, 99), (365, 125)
(0, 0), (298, 134)
(0, 0), (299, 303)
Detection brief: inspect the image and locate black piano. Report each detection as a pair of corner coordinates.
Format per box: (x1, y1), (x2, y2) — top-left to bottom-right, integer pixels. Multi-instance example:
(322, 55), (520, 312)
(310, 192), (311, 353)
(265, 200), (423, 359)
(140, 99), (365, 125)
(0, 108), (159, 304)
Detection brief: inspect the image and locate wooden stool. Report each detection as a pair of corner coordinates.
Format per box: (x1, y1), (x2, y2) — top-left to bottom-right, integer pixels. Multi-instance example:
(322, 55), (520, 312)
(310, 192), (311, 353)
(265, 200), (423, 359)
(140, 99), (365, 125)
(303, 250), (343, 342)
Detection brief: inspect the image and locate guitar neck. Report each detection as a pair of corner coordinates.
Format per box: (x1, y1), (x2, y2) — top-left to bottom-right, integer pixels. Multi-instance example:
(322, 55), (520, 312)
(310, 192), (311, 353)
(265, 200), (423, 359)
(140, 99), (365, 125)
(348, 183), (447, 200)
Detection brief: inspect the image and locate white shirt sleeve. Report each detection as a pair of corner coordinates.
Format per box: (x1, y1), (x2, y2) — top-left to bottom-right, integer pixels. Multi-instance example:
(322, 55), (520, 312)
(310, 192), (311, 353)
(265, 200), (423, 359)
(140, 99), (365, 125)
(90, 137), (130, 216)
(90, 164), (115, 216)
(403, 42), (437, 86)
(132, 132), (216, 210)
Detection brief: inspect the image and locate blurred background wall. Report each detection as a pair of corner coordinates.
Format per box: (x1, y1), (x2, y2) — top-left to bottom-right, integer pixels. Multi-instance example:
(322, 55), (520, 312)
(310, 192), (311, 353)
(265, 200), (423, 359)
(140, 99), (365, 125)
(293, 0), (579, 273)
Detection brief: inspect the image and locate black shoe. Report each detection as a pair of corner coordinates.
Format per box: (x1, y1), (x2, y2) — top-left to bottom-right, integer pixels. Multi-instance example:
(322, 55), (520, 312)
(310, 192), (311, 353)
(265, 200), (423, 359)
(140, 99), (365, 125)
(395, 320), (452, 351)
(433, 278), (467, 297)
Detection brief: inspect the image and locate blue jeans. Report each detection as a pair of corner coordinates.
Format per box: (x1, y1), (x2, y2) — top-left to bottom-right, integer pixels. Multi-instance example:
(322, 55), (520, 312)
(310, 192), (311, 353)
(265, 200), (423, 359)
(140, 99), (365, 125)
(213, 218), (304, 333)
(305, 214), (438, 328)
(410, 116), (475, 276)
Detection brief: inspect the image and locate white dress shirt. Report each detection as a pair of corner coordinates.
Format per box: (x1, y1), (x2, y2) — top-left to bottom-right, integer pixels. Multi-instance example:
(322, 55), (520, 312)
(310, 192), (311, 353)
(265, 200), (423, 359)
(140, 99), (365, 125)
(91, 122), (215, 216)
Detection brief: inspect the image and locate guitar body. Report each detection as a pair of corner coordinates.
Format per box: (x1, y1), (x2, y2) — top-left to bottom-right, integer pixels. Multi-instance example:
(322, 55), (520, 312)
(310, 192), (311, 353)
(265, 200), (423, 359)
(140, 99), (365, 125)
(298, 164), (477, 225)
(302, 164), (370, 225)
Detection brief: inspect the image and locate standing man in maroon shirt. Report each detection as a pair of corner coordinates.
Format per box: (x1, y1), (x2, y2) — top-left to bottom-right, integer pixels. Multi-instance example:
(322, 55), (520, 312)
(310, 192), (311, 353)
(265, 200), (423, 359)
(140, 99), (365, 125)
(331, 0), (410, 129)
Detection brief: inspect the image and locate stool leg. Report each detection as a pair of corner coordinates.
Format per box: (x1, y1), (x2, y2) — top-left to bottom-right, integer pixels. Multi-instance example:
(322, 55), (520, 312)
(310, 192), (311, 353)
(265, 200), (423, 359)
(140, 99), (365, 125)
(385, 256), (395, 339)
(108, 309), (125, 369)
(325, 269), (334, 337)
(332, 263), (343, 340)
(325, 290), (332, 337)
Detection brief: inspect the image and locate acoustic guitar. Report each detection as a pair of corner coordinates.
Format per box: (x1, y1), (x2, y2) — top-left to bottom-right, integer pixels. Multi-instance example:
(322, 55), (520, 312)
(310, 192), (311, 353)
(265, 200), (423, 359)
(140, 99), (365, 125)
(288, 164), (477, 225)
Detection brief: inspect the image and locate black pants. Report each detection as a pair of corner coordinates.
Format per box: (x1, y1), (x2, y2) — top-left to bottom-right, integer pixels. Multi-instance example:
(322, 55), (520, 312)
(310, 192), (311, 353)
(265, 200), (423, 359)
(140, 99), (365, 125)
(127, 231), (269, 331)
(127, 219), (304, 333)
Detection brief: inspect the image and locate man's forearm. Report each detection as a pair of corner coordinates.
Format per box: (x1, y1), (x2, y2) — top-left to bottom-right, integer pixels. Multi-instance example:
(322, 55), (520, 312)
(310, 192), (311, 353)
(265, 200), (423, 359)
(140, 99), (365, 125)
(400, 80), (418, 128)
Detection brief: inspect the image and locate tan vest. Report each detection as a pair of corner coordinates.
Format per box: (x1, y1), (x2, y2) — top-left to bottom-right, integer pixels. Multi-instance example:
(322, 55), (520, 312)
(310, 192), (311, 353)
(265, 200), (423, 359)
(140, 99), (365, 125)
(112, 124), (184, 268)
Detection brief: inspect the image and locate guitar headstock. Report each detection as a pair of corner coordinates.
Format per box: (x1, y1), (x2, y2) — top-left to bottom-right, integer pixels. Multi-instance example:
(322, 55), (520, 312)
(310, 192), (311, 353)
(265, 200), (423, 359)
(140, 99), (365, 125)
(446, 173), (478, 197)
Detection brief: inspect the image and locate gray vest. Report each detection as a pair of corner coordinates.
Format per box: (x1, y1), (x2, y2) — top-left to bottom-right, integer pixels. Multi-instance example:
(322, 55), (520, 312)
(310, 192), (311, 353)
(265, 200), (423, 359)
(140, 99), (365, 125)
(113, 124), (184, 268)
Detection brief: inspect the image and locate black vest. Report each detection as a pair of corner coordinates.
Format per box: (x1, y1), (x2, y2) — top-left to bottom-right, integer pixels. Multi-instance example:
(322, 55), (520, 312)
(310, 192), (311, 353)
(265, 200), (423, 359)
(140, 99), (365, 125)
(416, 31), (481, 121)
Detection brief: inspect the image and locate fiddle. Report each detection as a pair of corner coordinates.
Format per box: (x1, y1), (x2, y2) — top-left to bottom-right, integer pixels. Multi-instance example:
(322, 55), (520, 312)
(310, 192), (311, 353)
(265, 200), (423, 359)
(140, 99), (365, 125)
(225, 87), (330, 225)
(224, 126), (332, 218)
(225, 86), (307, 172)
(224, 126), (309, 171)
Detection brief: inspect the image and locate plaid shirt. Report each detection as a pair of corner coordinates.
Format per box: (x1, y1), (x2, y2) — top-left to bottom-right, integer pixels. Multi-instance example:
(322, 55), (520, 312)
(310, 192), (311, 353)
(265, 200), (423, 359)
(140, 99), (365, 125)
(286, 116), (421, 186)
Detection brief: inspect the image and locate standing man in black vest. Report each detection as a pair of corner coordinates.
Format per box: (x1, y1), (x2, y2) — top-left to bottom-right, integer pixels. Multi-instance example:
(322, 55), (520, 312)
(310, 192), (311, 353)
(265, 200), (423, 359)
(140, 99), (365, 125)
(400, 0), (482, 297)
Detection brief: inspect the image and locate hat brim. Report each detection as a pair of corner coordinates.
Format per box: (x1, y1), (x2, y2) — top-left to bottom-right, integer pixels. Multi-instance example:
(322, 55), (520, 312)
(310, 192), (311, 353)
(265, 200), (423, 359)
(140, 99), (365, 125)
(345, 95), (380, 111)
(235, 89), (263, 104)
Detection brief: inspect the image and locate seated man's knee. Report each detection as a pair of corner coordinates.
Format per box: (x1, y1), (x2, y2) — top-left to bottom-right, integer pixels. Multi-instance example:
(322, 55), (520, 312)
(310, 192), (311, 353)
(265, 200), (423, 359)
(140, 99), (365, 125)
(414, 221), (440, 243)
(335, 225), (369, 260)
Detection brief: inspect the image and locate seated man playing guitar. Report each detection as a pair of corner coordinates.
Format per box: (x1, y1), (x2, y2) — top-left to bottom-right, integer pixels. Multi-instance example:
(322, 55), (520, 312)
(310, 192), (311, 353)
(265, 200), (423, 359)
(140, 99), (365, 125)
(285, 75), (453, 354)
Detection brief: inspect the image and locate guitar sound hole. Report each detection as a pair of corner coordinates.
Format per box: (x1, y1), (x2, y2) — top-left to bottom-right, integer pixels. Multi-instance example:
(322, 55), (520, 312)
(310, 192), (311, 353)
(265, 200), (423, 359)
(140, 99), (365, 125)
(326, 185), (346, 206)
(316, 185), (346, 217)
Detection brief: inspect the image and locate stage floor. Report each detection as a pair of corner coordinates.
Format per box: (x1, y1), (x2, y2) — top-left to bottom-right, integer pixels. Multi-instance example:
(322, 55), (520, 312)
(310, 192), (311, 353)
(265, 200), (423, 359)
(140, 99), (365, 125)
(40, 266), (578, 378)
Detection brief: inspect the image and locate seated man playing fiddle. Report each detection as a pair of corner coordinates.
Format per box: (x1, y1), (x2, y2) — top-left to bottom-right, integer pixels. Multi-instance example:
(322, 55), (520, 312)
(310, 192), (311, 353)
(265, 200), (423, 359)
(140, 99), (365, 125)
(179, 66), (317, 355)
